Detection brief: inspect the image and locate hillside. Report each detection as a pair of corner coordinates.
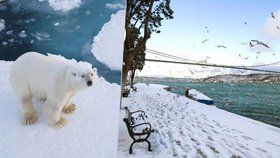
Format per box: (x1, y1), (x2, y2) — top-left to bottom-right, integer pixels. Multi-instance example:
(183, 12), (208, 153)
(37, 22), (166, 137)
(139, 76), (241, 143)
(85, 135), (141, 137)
(201, 73), (280, 83)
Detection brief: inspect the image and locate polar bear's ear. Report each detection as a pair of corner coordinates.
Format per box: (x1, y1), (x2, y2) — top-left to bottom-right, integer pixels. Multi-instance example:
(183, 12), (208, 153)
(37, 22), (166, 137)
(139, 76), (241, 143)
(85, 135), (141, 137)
(72, 72), (76, 77)
(93, 68), (97, 73)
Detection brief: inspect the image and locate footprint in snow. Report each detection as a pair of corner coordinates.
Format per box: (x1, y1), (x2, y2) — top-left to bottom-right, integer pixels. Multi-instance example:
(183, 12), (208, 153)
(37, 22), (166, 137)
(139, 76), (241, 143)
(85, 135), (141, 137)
(196, 148), (207, 158)
(191, 138), (200, 146)
(241, 135), (254, 141)
(255, 147), (267, 153)
(207, 144), (220, 154)
(265, 141), (280, 148)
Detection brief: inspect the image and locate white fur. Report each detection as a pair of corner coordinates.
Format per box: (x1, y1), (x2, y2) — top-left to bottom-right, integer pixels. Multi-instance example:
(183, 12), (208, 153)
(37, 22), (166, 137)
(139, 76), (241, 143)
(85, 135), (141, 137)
(9, 52), (97, 127)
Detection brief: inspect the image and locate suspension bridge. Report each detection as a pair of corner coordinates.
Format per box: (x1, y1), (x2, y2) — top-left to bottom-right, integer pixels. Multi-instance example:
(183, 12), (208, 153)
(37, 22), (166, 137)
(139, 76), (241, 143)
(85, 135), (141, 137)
(145, 49), (280, 74)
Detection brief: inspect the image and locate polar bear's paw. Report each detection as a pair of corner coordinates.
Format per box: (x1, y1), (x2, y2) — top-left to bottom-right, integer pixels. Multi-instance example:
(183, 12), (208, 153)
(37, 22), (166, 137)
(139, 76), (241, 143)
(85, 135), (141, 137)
(23, 113), (38, 125)
(54, 117), (67, 128)
(63, 103), (76, 114)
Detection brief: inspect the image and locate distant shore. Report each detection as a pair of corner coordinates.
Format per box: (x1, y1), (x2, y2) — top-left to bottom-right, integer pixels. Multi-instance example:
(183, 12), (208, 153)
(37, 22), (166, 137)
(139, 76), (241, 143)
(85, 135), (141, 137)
(137, 73), (280, 84)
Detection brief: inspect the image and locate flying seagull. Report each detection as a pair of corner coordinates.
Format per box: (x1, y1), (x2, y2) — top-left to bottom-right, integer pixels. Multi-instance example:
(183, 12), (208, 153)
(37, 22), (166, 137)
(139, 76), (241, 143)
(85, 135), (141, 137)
(249, 42), (254, 47)
(201, 39), (208, 43)
(205, 26), (209, 33)
(276, 26), (280, 29)
(271, 12), (276, 19)
(200, 56), (210, 63)
(243, 22), (247, 25)
(251, 40), (270, 48)
(188, 69), (194, 74)
(215, 45), (227, 49)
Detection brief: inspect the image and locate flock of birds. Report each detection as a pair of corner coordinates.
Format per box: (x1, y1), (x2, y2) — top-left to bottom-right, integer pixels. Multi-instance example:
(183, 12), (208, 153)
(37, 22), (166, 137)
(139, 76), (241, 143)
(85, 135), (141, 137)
(182, 12), (280, 76)
(199, 11), (279, 64)
(149, 11), (279, 77)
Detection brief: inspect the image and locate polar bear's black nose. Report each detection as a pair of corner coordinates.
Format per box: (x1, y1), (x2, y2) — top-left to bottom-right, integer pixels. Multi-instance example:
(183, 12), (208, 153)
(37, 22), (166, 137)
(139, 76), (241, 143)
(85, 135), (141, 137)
(87, 80), (92, 86)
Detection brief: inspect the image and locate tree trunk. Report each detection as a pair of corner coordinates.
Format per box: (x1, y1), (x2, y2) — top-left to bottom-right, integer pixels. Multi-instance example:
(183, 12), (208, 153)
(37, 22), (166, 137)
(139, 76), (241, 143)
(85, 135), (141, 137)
(121, 51), (134, 92)
(130, 69), (136, 88)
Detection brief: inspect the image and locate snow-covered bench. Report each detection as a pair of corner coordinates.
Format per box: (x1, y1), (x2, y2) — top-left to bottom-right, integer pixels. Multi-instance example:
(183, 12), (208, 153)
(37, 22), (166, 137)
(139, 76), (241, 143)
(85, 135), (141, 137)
(123, 107), (154, 154)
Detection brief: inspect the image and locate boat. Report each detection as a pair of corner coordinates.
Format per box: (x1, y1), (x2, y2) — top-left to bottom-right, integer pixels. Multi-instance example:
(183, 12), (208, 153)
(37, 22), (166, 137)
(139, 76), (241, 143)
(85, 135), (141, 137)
(185, 88), (214, 105)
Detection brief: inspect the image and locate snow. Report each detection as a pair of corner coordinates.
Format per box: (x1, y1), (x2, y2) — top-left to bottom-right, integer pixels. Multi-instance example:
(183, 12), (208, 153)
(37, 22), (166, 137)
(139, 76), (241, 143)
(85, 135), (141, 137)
(0, 19), (5, 32)
(6, 30), (13, 35)
(18, 30), (27, 38)
(40, 0), (82, 12)
(118, 83), (280, 158)
(105, 3), (125, 10)
(2, 41), (7, 46)
(31, 32), (51, 41)
(91, 10), (125, 70)
(189, 89), (213, 101)
(0, 56), (121, 158)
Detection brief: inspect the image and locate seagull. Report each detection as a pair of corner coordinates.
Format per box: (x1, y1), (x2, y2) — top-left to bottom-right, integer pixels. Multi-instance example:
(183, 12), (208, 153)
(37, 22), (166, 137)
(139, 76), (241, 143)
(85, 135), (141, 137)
(239, 54), (241, 57)
(251, 40), (270, 48)
(205, 26), (209, 33)
(200, 56), (210, 63)
(215, 45), (227, 48)
(240, 42), (247, 45)
(239, 70), (245, 73)
(276, 26), (280, 29)
(189, 69), (194, 74)
(243, 57), (249, 60)
(271, 12), (276, 19)
(249, 42), (254, 47)
(243, 22), (247, 25)
(201, 39), (208, 43)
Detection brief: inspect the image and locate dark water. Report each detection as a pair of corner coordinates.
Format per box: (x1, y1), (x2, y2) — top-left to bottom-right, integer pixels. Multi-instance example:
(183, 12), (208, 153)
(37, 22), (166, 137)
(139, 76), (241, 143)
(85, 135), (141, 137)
(143, 79), (280, 128)
(0, 0), (124, 83)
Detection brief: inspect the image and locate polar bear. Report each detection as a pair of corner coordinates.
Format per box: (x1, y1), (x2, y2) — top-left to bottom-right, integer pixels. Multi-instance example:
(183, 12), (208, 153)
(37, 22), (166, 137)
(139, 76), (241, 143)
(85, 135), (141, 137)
(9, 52), (97, 128)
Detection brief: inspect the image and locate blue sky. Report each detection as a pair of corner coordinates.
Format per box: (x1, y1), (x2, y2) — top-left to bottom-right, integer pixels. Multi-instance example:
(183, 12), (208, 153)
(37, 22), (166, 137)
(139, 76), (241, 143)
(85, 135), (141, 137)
(140, 0), (280, 77)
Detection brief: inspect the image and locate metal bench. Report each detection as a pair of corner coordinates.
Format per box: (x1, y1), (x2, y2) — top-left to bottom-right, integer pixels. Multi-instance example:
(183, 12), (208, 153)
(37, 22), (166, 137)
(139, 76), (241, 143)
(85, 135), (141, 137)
(123, 107), (154, 154)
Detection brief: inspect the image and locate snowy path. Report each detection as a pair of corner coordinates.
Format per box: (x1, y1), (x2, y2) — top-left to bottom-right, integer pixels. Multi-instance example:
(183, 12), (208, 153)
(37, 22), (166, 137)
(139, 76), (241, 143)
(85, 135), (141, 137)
(118, 84), (280, 158)
(0, 61), (121, 158)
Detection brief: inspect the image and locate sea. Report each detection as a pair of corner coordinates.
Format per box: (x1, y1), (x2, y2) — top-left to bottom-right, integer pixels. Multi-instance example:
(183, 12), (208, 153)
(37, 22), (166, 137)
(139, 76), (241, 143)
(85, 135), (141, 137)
(140, 78), (280, 128)
(0, 0), (123, 83)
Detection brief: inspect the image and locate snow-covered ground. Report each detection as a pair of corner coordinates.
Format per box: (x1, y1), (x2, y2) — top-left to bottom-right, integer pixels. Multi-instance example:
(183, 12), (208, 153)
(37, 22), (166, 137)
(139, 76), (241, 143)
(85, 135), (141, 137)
(118, 83), (280, 158)
(0, 60), (121, 158)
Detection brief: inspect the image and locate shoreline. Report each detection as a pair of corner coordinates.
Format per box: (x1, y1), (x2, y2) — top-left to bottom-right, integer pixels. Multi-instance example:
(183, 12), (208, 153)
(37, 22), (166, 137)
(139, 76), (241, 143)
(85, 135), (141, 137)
(135, 80), (280, 128)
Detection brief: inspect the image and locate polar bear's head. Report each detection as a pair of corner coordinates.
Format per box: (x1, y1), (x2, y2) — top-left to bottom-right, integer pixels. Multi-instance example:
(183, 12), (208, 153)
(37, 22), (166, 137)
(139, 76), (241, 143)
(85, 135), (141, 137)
(65, 65), (98, 91)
